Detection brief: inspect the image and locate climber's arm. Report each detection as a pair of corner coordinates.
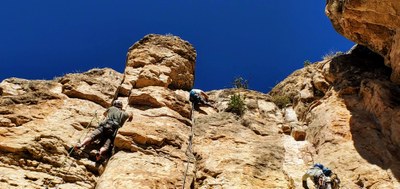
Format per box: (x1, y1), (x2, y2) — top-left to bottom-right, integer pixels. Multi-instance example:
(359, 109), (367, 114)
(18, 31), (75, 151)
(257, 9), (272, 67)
(302, 172), (310, 189)
(200, 91), (209, 101)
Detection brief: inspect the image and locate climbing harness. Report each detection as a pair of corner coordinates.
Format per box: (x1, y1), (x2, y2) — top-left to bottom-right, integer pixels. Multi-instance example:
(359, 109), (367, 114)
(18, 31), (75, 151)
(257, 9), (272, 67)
(182, 102), (195, 189)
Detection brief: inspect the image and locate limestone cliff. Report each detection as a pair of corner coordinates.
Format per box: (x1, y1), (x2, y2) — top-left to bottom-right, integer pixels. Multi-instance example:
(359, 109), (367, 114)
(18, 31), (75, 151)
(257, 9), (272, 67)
(0, 33), (310, 188)
(0, 34), (197, 189)
(1, 1), (400, 187)
(270, 45), (400, 188)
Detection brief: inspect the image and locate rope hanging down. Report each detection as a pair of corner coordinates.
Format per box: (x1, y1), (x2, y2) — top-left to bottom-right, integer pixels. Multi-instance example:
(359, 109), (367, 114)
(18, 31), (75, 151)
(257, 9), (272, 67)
(47, 75), (131, 189)
(46, 69), (134, 188)
(54, 81), (135, 188)
(44, 111), (100, 189)
(182, 102), (196, 189)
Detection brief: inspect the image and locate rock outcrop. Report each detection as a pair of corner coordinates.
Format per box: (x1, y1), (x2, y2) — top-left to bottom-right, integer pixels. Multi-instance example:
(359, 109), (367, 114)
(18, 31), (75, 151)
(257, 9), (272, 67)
(0, 34), (316, 189)
(326, 0), (400, 84)
(2, 3), (400, 186)
(270, 45), (400, 188)
(0, 34), (198, 189)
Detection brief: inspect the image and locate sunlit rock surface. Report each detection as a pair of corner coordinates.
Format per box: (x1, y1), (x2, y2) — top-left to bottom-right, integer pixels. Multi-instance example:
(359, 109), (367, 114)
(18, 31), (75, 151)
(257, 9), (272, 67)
(326, 0), (400, 84)
(270, 45), (400, 188)
(1, 32), (400, 189)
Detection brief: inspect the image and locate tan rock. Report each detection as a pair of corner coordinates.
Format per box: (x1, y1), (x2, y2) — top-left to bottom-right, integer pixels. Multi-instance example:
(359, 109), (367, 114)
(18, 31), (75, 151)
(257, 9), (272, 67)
(2, 30), (400, 189)
(312, 71), (330, 93)
(123, 34), (196, 91)
(60, 68), (123, 108)
(0, 34), (199, 189)
(0, 117), (16, 127)
(96, 151), (193, 189)
(128, 86), (191, 119)
(326, 0), (400, 84)
(291, 124), (306, 141)
(136, 64), (172, 87)
(193, 112), (288, 189)
(271, 45), (400, 188)
(0, 78), (64, 106)
(0, 78), (29, 96)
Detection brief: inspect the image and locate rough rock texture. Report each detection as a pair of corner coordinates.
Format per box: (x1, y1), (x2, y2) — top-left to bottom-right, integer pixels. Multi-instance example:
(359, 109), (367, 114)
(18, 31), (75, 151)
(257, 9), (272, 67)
(0, 34), (198, 189)
(2, 32), (400, 189)
(326, 0), (400, 84)
(193, 89), (297, 189)
(270, 45), (400, 188)
(0, 77), (106, 189)
(122, 34), (196, 92)
(60, 68), (123, 108)
(0, 34), (311, 189)
(96, 34), (196, 189)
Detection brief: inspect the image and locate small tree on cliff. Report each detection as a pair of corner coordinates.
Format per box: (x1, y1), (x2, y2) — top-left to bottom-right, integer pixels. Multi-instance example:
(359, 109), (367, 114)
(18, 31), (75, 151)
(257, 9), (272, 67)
(271, 94), (291, 109)
(233, 77), (248, 89)
(226, 93), (246, 116)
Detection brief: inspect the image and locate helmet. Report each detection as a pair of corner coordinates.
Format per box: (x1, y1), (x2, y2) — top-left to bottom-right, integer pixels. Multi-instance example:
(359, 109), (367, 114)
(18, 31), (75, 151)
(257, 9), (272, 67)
(113, 100), (123, 108)
(313, 163), (324, 169)
(323, 167), (332, 176)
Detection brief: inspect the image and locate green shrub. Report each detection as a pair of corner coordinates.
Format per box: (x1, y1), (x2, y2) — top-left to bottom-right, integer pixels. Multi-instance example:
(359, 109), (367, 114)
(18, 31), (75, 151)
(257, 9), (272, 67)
(304, 60), (312, 67)
(271, 95), (291, 109)
(227, 93), (246, 116)
(233, 77), (248, 89)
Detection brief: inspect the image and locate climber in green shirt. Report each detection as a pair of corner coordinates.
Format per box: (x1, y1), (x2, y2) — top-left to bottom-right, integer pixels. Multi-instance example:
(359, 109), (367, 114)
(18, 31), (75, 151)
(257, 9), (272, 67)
(75, 99), (132, 161)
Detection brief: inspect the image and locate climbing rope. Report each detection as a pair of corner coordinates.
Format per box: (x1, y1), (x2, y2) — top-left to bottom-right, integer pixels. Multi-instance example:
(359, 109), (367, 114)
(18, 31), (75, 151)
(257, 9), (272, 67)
(64, 111), (100, 167)
(53, 80), (135, 188)
(182, 102), (195, 189)
(43, 110), (100, 189)
(45, 65), (135, 188)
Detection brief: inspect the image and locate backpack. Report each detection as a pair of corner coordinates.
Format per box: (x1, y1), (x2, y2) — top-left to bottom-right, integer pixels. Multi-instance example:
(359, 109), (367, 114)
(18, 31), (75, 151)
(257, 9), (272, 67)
(322, 167), (332, 176)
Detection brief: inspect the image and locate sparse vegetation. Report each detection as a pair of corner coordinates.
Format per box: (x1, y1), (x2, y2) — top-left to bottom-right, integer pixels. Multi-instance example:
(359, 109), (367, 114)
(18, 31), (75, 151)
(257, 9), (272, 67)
(322, 51), (344, 60)
(227, 93), (246, 116)
(233, 77), (248, 89)
(304, 60), (312, 67)
(271, 94), (291, 109)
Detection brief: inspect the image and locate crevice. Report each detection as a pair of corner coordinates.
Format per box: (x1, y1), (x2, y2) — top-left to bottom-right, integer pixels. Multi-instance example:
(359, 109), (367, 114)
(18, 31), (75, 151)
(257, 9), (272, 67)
(62, 89), (110, 108)
(143, 113), (192, 126)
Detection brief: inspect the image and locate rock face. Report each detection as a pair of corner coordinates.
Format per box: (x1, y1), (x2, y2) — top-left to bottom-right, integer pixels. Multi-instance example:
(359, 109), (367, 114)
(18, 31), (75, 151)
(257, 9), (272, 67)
(325, 0), (400, 84)
(1, 32), (400, 189)
(96, 34), (196, 188)
(122, 34), (196, 92)
(193, 89), (293, 189)
(0, 34), (197, 189)
(270, 45), (400, 188)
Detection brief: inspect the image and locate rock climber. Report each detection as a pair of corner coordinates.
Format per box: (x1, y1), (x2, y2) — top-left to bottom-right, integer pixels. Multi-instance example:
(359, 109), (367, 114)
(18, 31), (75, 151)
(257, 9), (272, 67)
(302, 163), (339, 189)
(74, 99), (133, 161)
(302, 163), (324, 189)
(189, 88), (215, 109)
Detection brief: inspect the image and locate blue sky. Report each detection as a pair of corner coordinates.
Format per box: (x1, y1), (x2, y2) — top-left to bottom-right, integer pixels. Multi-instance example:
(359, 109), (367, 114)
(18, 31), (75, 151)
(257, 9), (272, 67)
(0, 1), (353, 93)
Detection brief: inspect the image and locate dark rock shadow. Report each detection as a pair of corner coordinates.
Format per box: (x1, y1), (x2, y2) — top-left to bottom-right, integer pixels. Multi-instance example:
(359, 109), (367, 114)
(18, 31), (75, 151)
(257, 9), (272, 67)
(330, 45), (400, 181)
(193, 104), (208, 115)
(69, 139), (114, 175)
(348, 108), (400, 181)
